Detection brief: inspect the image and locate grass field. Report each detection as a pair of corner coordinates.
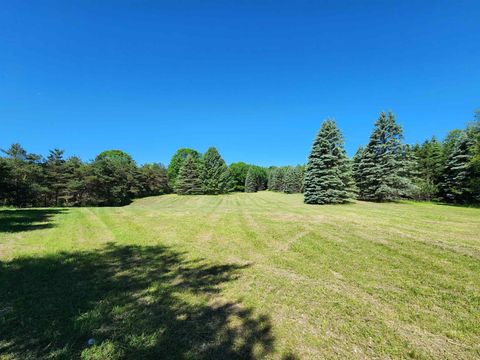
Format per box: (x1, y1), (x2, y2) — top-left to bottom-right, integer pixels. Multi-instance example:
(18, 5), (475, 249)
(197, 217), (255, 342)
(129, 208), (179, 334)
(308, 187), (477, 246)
(0, 192), (479, 359)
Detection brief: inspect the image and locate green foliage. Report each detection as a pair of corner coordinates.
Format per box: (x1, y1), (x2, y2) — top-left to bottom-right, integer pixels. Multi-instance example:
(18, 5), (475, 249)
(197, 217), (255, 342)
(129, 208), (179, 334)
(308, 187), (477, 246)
(201, 147), (233, 194)
(174, 154), (203, 195)
(354, 112), (412, 201)
(283, 166), (304, 194)
(245, 166), (268, 193)
(95, 150), (134, 163)
(1, 109), (479, 206)
(138, 163), (169, 197)
(45, 149), (68, 206)
(443, 125), (479, 203)
(167, 148), (200, 189)
(90, 150), (139, 206)
(1, 144), (44, 207)
(304, 119), (352, 204)
(229, 162), (250, 192)
(410, 137), (444, 200)
(268, 167), (286, 192)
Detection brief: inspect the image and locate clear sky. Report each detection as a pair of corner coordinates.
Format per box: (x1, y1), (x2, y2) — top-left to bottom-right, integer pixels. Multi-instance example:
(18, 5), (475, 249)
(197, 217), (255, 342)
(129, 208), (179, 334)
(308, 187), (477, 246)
(1, 1), (479, 166)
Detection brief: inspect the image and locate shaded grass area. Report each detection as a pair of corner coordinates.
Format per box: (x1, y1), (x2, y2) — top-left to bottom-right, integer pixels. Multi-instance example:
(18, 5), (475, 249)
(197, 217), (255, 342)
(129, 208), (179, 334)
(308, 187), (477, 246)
(0, 243), (273, 359)
(0, 192), (479, 359)
(0, 209), (66, 233)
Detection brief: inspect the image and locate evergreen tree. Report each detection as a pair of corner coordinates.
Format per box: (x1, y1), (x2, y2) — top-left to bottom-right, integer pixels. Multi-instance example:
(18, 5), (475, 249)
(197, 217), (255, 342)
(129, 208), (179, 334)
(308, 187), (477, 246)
(443, 125), (479, 203)
(283, 166), (304, 193)
(467, 116), (480, 202)
(45, 149), (68, 206)
(352, 146), (364, 198)
(0, 157), (11, 206)
(245, 166), (268, 193)
(167, 148), (200, 189)
(304, 119), (352, 204)
(201, 147), (233, 194)
(175, 154), (203, 195)
(271, 167), (286, 192)
(355, 111), (412, 201)
(411, 138), (444, 200)
(91, 150), (139, 206)
(63, 156), (88, 206)
(1, 144), (44, 207)
(245, 167), (257, 193)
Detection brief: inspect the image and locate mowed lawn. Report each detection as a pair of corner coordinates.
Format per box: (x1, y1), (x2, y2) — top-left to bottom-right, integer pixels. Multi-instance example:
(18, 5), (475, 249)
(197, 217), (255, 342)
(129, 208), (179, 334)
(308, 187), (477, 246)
(1, 193), (479, 359)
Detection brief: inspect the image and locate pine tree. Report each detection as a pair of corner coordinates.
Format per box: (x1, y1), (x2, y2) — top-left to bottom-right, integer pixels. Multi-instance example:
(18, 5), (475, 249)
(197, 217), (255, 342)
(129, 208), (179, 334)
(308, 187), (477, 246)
(245, 167), (257, 193)
(245, 166), (268, 193)
(45, 149), (67, 206)
(167, 148), (200, 189)
(355, 111), (412, 201)
(352, 146), (364, 198)
(201, 147), (233, 194)
(443, 131), (476, 203)
(283, 166), (304, 193)
(174, 154), (203, 195)
(304, 119), (352, 204)
(268, 167), (286, 192)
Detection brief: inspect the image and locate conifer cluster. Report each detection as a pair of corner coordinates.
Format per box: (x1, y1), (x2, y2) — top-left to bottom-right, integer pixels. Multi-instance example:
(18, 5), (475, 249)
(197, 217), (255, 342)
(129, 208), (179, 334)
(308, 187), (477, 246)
(174, 147), (234, 195)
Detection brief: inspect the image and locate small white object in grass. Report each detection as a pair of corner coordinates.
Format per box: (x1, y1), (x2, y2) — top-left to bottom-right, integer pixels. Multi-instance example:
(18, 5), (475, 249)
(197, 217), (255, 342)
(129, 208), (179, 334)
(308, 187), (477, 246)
(87, 338), (96, 346)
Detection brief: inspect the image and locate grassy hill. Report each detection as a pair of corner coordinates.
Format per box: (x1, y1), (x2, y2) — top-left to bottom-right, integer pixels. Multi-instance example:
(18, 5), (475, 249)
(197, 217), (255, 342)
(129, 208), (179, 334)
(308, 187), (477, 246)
(1, 192), (479, 359)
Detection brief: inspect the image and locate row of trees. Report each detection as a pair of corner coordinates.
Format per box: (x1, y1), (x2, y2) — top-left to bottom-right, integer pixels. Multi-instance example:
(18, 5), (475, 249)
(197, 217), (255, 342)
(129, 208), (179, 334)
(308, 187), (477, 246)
(0, 142), (298, 207)
(170, 147), (233, 195)
(2, 110), (478, 207)
(267, 166), (304, 194)
(0, 147), (168, 207)
(304, 110), (480, 204)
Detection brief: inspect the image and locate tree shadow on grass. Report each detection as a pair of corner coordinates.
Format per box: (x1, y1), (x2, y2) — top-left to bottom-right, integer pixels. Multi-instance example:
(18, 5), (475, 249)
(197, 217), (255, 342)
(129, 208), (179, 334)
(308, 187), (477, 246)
(0, 209), (67, 233)
(0, 243), (274, 359)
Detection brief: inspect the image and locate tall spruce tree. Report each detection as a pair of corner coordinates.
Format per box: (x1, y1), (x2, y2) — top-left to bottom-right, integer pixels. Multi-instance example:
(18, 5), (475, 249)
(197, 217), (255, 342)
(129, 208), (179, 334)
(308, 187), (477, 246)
(443, 131), (476, 203)
(355, 111), (412, 201)
(201, 147), (233, 194)
(304, 119), (352, 204)
(175, 154), (203, 195)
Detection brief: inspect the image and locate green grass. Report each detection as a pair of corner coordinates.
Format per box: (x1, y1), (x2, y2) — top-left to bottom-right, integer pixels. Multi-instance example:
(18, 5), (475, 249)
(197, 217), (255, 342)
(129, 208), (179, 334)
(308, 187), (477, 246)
(1, 192), (479, 359)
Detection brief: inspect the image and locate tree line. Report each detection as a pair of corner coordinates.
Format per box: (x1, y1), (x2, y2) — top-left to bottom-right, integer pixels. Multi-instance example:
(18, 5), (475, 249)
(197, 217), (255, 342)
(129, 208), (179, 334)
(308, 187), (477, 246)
(1, 109), (478, 207)
(304, 110), (479, 204)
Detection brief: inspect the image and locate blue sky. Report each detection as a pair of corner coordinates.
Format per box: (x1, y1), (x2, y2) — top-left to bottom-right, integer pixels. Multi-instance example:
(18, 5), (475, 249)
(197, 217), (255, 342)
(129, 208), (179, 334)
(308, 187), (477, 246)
(1, 1), (479, 166)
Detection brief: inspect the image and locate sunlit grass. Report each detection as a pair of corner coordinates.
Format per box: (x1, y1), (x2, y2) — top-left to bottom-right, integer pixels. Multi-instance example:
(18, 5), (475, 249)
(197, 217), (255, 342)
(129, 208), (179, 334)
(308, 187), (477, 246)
(1, 192), (479, 359)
